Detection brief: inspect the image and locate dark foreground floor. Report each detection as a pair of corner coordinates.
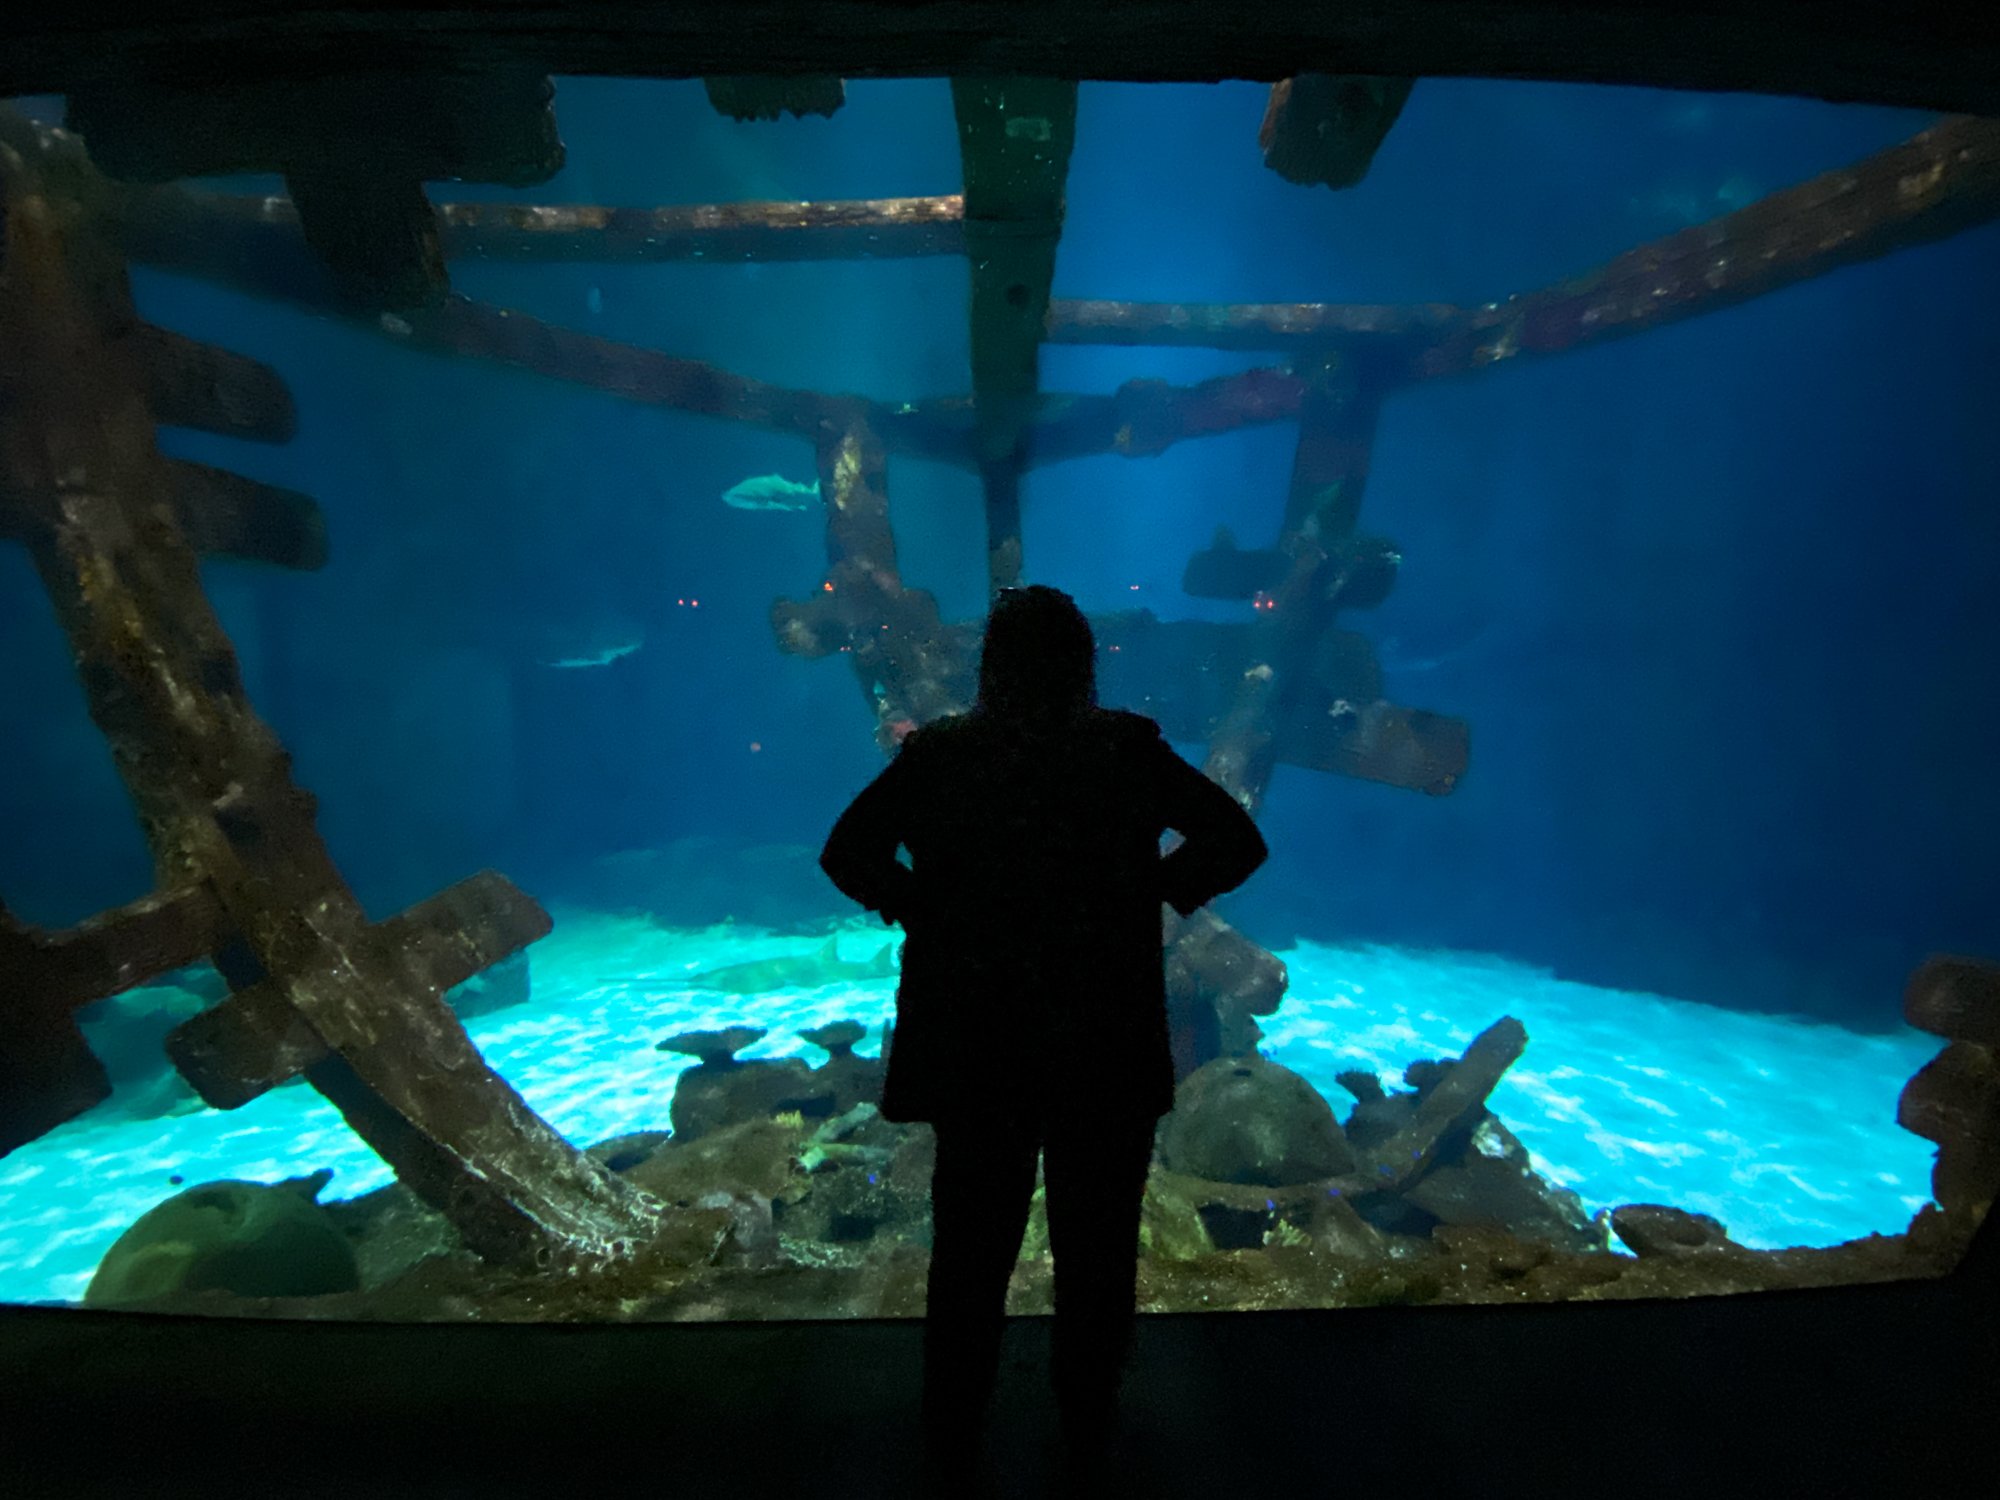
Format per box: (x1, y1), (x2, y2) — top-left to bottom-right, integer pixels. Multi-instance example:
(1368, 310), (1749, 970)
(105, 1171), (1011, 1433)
(4, 1227), (1994, 1500)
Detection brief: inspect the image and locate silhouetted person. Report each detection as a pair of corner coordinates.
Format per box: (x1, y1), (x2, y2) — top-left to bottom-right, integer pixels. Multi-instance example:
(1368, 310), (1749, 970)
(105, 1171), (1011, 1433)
(820, 585), (1267, 1488)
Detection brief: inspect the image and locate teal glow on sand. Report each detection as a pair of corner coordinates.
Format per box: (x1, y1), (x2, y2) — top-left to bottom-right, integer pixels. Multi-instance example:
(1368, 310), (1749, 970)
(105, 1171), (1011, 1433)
(0, 911), (1941, 1305)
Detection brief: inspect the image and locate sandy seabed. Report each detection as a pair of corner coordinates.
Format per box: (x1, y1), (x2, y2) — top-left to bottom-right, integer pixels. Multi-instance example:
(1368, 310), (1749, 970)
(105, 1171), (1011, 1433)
(0, 909), (1939, 1304)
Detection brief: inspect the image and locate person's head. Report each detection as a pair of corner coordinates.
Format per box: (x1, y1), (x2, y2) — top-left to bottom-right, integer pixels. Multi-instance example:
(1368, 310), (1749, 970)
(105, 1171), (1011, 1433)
(975, 584), (1097, 721)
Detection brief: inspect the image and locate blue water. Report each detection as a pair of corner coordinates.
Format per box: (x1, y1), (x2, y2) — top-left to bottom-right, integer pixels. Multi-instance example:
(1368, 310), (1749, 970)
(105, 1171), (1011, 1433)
(0, 911), (1937, 1305)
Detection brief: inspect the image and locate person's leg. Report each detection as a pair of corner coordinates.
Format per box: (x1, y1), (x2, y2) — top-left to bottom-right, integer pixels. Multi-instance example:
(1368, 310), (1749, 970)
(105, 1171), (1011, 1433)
(921, 1115), (1041, 1464)
(1041, 1113), (1157, 1447)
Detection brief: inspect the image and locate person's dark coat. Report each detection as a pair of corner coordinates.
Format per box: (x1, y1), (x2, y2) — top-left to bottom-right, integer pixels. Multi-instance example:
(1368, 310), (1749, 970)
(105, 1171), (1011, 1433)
(819, 705), (1267, 1127)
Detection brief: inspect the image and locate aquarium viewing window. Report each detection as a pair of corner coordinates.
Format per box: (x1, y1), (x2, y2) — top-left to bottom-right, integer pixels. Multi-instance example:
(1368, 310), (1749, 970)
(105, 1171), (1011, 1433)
(0, 66), (1995, 1324)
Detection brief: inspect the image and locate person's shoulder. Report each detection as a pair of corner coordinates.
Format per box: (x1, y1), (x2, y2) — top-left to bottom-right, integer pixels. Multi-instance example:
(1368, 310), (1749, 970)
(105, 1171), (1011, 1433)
(1089, 707), (1166, 746)
(896, 712), (973, 755)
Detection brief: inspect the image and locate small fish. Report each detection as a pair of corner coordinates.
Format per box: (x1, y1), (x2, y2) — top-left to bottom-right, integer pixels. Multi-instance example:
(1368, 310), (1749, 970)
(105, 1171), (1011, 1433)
(723, 473), (822, 512)
(541, 639), (644, 670)
(686, 935), (900, 995)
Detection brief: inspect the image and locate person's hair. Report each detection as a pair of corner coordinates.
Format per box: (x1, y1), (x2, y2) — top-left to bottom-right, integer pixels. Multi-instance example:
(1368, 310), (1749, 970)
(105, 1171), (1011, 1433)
(974, 584), (1097, 721)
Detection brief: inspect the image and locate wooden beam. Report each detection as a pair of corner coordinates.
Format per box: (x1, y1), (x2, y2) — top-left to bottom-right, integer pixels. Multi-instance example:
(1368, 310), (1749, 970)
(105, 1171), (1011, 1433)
(4, 3), (2000, 113)
(0, 131), (658, 1268)
(121, 185), (971, 272)
(1045, 298), (1464, 351)
(166, 870), (551, 1108)
(1259, 76), (1414, 191)
(1419, 113), (2000, 381)
(0, 888), (224, 1151)
(953, 77), (1077, 595)
(129, 323), (298, 443)
(703, 76), (846, 120)
(772, 422), (974, 751)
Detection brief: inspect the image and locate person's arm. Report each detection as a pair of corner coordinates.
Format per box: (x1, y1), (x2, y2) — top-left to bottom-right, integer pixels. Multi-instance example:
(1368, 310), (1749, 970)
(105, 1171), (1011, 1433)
(1153, 740), (1269, 917)
(820, 746), (922, 926)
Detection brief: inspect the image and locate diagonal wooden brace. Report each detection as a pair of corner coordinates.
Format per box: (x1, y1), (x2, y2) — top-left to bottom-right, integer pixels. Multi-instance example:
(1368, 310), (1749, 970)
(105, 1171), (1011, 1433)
(167, 869), (549, 1109)
(0, 129), (657, 1268)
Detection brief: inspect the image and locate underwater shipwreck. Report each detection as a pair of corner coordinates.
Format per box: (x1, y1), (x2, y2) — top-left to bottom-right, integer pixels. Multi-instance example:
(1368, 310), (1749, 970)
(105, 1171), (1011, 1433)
(1, 29), (1998, 1344)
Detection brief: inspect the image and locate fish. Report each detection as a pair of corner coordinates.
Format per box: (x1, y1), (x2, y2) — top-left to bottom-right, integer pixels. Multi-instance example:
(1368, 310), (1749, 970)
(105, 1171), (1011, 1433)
(540, 638), (644, 669)
(723, 473), (822, 512)
(685, 935), (901, 994)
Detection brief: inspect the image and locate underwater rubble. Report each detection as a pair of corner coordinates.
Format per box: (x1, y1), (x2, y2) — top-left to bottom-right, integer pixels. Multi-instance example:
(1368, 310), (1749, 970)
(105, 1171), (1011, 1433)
(75, 1000), (1991, 1321)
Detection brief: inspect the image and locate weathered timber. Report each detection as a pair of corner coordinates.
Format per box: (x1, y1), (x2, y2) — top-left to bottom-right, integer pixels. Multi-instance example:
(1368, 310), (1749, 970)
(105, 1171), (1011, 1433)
(0, 891), (223, 1152)
(1023, 368), (1305, 468)
(130, 323), (298, 443)
(1201, 357), (1388, 821)
(287, 165), (449, 310)
(1287, 698), (1470, 796)
(121, 186), (971, 274)
(159, 461), (328, 571)
(953, 77), (1077, 594)
(166, 870), (551, 1108)
(1260, 76), (1415, 191)
(1045, 299), (1464, 351)
(1419, 113), (2000, 381)
(1906, 956), (2000, 1048)
(0, 140), (657, 1267)
(703, 76), (846, 120)
(369, 295), (969, 465)
(1096, 612), (1383, 743)
(1175, 357), (1412, 1065)
(6, 3), (2000, 114)
(1364, 1017), (1530, 1191)
(775, 422), (974, 751)
(3, 460), (326, 569)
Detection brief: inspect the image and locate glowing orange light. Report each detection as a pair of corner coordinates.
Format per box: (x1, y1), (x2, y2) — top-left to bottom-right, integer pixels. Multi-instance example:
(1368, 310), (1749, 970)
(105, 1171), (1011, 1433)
(823, 581), (834, 592)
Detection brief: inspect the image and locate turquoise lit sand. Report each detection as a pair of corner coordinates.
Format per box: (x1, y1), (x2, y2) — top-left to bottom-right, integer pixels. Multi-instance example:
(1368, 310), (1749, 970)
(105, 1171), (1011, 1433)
(0, 910), (1941, 1305)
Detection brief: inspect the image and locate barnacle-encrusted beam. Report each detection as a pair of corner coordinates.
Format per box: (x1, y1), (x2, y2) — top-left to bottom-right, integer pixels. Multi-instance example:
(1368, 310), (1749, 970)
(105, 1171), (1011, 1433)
(952, 76), (1078, 595)
(772, 420), (974, 751)
(1417, 113), (2000, 380)
(118, 186), (971, 277)
(0, 134), (658, 1268)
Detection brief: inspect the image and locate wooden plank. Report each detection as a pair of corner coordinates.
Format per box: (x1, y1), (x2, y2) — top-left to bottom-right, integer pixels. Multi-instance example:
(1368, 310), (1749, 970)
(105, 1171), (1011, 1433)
(122, 186), (970, 272)
(953, 77), (1077, 594)
(1288, 698), (1471, 796)
(0, 894), (224, 1153)
(166, 870), (550, 1108)
(1045, 298), (1464, 351)
(789, 422), (973, 749)
(5, 3), (2000, 114)
(163, 461), (328, 570)
(1260, 76), (1414, 191)
(1419, 114), (2000, 381)
(1023, 367), (1305, 469)
(0, 137), (658, 1266)
(129, 323), (297, 443)
(286, 166), (449, 310)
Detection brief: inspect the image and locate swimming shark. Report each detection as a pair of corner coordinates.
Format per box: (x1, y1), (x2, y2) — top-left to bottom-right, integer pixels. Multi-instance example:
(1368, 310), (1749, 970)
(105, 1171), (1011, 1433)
(685, 936), (901, 994)
(541, 638), (645, 669)
(724, 473), (822, 512)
